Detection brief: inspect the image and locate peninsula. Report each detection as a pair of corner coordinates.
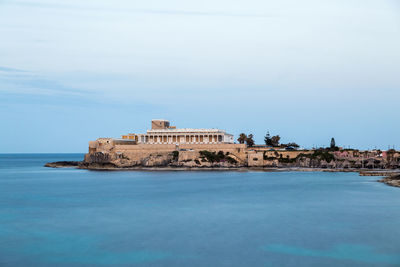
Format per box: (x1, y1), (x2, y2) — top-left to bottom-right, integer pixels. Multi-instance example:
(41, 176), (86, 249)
(46, 119), (400, 185)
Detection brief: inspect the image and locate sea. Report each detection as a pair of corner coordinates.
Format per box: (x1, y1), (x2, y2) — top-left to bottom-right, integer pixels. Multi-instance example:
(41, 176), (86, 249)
(0, 153), (400, 267)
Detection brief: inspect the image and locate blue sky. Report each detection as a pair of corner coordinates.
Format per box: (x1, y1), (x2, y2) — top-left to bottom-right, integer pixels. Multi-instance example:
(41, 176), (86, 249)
(1, 0), (399, 152)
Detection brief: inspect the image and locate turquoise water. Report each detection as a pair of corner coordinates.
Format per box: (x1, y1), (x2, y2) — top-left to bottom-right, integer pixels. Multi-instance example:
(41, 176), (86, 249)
(1, 154), (400, 266)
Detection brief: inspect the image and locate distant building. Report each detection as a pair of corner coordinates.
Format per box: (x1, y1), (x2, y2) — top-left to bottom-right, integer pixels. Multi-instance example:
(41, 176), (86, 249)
(121, 119), (234, 145)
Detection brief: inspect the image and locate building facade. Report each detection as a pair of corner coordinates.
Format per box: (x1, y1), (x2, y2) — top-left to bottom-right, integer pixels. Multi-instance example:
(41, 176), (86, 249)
(121, 119), (234, 145)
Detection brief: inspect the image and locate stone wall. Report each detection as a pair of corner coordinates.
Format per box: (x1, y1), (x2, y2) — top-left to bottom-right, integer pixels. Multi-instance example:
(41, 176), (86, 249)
(84, 138), (399, 169)
(85, 139), (248, 168)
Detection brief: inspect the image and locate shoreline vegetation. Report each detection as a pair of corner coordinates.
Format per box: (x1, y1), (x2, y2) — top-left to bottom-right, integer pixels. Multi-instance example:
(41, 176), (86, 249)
(44, 161), (400, 188)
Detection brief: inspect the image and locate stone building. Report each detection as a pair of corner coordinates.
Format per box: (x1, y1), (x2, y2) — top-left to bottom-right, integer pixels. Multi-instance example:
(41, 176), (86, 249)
(121, 119), (234, 145)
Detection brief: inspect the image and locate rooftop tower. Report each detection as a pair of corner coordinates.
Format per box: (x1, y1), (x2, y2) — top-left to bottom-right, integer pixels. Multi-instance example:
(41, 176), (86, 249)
(151, 119), (170, 130)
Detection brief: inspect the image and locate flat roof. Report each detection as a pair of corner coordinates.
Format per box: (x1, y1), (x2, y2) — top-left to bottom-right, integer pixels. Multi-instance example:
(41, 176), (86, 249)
(147, 128), (230, 134)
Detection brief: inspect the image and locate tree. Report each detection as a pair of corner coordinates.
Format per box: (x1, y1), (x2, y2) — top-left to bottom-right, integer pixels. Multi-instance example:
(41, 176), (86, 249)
(246, 134), (255, 147)
(271, 135), (280, 147)
(237, 133), (247, 144)
(264, 132), (272, 146)
(330, 138), (336, 149)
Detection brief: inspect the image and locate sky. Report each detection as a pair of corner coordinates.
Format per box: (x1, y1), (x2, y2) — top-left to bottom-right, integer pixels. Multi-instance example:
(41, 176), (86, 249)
(0, 0), (399, 153)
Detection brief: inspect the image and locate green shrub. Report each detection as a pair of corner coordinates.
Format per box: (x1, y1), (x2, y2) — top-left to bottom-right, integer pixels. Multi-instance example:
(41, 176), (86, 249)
(199, 150), (220, 162)
(199, 150), (235, 164)
(298, 150), (335, 163)
(172, 151), (179, 161)
(278, 158), (297, 163)
(311, 150), (335, 163)
(226, 156), (238, 164)
(296, 150), (335, 163)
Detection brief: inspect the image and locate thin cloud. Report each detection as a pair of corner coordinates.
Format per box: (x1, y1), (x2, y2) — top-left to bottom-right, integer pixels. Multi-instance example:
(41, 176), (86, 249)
(134, 9), (274, 18)
(0, 68), (92, 98)
(2, 0), (274, 19)
(0, 66), (28, 73)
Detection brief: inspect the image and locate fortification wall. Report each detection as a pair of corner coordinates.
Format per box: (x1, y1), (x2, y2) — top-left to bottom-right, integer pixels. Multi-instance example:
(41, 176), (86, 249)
(113, 144), (247, 163)
(246, 150), (314, 167)
(86, 140), (248, 165)
(254, 150), (313, 159)
(179, 143), (246, 150)
(84, 137), (399, 168)
(114, 144), (177, 152)
(111, 143), (245, 151)
(247, 151), (265, 167)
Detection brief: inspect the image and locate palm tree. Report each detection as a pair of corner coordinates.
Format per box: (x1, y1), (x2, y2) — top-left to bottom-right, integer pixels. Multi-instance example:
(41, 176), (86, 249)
(237, 133), (247, 144)
(246, 134), (255, 147)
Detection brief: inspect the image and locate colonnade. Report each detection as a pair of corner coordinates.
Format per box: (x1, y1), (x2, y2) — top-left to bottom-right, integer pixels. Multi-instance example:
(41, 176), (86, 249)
(139, 134), (223, 144)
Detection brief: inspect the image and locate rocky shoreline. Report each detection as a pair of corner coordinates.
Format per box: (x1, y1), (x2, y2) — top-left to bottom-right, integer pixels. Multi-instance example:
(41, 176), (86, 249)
(44, 161), (400, 188)
(378, 175), (400, 188)
(43, 161), (362, 172)
(44, 161), (81, 168)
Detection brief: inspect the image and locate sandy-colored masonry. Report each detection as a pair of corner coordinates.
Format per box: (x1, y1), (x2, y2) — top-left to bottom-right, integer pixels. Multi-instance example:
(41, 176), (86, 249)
(87, 120), (315, 166)
(121, 119), (234, 145)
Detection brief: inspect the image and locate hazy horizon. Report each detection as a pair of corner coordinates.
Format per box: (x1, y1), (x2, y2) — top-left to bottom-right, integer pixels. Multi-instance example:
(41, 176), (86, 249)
(1, 0), (399, 153)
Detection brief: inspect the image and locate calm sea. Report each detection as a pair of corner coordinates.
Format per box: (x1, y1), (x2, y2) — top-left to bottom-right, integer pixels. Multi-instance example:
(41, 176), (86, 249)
(0, 154), (400, 267)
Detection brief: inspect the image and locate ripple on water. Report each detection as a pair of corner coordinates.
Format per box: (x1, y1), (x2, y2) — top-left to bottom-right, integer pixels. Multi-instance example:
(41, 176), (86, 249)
(262, 244), (400, 265)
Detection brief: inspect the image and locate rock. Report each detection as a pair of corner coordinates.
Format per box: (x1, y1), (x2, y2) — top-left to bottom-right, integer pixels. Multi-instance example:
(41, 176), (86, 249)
(44, 161), (81, 168)
(378, 175), (400, 188)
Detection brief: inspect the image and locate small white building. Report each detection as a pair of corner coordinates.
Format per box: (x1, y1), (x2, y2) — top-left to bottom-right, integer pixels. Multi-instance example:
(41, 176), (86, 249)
(122, 119), (234, 145)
